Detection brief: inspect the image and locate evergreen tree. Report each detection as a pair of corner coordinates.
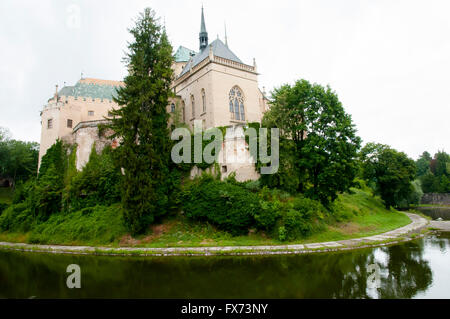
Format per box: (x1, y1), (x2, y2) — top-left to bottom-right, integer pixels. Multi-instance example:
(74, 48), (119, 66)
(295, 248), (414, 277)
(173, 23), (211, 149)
(107, 8), (174, 234)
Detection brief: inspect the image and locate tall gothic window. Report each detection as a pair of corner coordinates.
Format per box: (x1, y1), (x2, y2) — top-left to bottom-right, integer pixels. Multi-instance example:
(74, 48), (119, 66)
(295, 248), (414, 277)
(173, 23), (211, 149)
(201, 89), (206, 113)
(229, 86), (245, 121)
(170, 103), (175, 113)
(181, 101), (186, 122)
(191, 95), (195, 118)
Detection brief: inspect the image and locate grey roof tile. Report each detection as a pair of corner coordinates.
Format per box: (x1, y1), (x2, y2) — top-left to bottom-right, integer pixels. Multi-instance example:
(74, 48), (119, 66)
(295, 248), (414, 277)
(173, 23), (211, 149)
(179, 39), (243, 77)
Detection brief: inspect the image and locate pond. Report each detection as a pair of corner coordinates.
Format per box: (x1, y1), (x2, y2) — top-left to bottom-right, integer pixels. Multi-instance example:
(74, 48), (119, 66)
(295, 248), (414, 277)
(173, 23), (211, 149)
(415, 207), (450, 220)
(0, 232), (449, 299)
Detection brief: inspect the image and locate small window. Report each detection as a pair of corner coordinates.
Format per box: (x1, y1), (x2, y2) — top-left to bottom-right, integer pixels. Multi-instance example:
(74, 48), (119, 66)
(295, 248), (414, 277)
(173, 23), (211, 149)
(67, 119), (73, 128)
(88, 110), (94, 116)
(201, 89), (206, 113)
(171, 103), (175, 113)
(222, 165), (227, 173)
(47, 119), (53, 129)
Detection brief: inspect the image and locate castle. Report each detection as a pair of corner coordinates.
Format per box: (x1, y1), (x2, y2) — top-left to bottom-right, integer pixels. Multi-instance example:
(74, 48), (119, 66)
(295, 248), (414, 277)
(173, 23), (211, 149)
(38, 7), (269, 180)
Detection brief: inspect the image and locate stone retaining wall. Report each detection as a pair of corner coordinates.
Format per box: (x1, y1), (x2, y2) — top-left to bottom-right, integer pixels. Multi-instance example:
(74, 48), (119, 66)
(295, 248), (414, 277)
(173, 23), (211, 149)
(421, 193), (450, 205)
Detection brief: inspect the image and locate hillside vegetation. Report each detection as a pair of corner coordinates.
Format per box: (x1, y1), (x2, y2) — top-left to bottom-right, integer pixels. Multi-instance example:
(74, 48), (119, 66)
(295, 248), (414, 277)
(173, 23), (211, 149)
(0, 183), (410, 247)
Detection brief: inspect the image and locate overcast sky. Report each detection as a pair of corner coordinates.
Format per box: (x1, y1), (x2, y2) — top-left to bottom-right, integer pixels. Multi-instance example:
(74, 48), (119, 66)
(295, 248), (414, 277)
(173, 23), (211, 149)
(0, 0), (449, 159)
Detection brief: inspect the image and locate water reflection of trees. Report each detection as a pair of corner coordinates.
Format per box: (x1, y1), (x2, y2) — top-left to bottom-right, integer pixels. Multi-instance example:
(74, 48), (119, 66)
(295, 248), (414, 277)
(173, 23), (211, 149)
(378, 241), (432, 299)
(0, 238), (435, 298)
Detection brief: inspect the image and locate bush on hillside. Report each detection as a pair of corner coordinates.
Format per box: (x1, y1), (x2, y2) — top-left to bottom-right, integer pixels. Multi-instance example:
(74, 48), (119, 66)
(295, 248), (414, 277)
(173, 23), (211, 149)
(277, 196), (324, 240)
(0, 203), (34, 232)
(0, 203), (8, 215)
(182, 175), (260, 235)
(67, 146), (121, 211)
(28, 204), (126, 244)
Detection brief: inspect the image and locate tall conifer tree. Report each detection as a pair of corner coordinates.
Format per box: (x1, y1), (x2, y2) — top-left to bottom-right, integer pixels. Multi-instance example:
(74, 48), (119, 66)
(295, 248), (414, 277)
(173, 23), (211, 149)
(108, 8), (174, 234)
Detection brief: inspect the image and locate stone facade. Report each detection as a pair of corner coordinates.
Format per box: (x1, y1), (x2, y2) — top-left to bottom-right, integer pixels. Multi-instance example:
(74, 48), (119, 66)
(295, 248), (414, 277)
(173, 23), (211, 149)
(38, 79), (122, 167)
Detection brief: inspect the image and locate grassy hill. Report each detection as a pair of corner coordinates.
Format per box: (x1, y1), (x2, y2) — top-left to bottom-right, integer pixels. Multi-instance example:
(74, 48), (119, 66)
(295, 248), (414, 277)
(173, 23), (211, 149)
(0, 187), (411, 248)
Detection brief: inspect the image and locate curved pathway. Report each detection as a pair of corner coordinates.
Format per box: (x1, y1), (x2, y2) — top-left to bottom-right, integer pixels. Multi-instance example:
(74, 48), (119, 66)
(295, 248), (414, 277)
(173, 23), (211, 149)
(0, 213), (429, 257)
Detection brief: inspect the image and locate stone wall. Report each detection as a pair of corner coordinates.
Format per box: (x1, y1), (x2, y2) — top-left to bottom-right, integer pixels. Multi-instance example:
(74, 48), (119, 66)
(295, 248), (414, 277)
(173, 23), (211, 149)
(70, 121), (259, 182)
(72, 120), (115, 171)
(421, 193), (450, 205)
(186, 125), (260, 182)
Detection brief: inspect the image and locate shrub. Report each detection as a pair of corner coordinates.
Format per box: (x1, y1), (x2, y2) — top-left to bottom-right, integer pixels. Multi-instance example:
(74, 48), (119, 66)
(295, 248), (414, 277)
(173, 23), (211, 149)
(254, 199), (281, 230)
(0, 203), (34, 232)
(28, 204), (126, 244)
(67, 146), (121, 211)
(244, 180), (261, 192)
(278, 196), (324, 240)
(182, 175), (260, 235)
(282, 209), (313, 239)
(0, 203), (8, 215)
(278, 226), (287, 241)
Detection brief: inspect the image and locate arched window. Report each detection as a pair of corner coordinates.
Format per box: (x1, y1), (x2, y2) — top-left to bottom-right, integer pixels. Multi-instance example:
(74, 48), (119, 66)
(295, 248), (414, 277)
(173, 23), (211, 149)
(229, 86), (245, 121)
(170, 103), (175, 113)
(201, 89), (206, 113)
(191, 95), (195, 118)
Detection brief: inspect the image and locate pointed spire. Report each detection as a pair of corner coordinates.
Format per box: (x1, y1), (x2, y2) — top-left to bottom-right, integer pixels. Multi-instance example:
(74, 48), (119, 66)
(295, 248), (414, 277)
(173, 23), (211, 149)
(54, 84), (59, 100)
(224, 21), (228, 47)
(199, 5), (208, 50)
(200, 5), (207, 33)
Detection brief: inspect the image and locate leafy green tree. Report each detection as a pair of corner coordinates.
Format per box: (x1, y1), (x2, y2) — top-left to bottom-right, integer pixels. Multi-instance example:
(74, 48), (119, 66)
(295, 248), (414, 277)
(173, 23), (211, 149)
(0, 127), (39, 186)
(107, 8), (174, 234)
(262, 79), (361, 205)
(415, 151), (432, 177)
(5, 140), (39, 185)
(440, 175), (450, 193)
(418, 150), (449, 193)
(431, 151), (450, 177)
(68, 146), (121, 210)
(420, 171), (439, 193)
(360, 143), (416, 208)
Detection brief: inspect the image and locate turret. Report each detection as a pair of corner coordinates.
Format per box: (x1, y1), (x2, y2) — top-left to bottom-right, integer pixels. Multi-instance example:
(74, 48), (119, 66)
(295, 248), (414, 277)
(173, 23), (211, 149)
(199, 6), (208, 51)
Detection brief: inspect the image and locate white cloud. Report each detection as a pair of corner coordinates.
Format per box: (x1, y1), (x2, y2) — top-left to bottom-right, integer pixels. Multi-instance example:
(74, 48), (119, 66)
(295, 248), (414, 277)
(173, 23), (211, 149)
(0, 0), (448, 158)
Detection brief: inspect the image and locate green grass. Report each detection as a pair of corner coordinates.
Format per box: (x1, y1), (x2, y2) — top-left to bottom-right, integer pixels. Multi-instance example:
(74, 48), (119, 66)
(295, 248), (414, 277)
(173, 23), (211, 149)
(124, 188), (411, 248)
(0, 187), (13, 205)
(0, 188), (412, 248)
(0, 204), (127, 246)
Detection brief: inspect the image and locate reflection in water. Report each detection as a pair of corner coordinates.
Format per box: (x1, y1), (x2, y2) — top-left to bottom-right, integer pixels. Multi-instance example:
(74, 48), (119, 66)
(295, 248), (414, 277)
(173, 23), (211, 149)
(415, 207), (450, 220)
(0, 233), (449, 299)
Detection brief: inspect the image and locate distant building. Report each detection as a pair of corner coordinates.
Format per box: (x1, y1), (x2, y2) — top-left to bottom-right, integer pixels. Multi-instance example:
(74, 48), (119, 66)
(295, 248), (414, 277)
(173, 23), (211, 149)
(39, 7), (269, 180)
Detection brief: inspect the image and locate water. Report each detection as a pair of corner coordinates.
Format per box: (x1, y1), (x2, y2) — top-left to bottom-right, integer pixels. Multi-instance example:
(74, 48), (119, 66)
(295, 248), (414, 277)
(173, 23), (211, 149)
(0, 233), (449, 299)
(415, 207), (450, 220)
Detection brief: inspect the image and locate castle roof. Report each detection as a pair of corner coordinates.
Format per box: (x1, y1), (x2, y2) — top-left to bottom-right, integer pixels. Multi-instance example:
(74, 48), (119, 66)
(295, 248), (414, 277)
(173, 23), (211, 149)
(56, 78), (124, 101)
(174, 46), (196, 62)
(179, 39), (243, 77)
